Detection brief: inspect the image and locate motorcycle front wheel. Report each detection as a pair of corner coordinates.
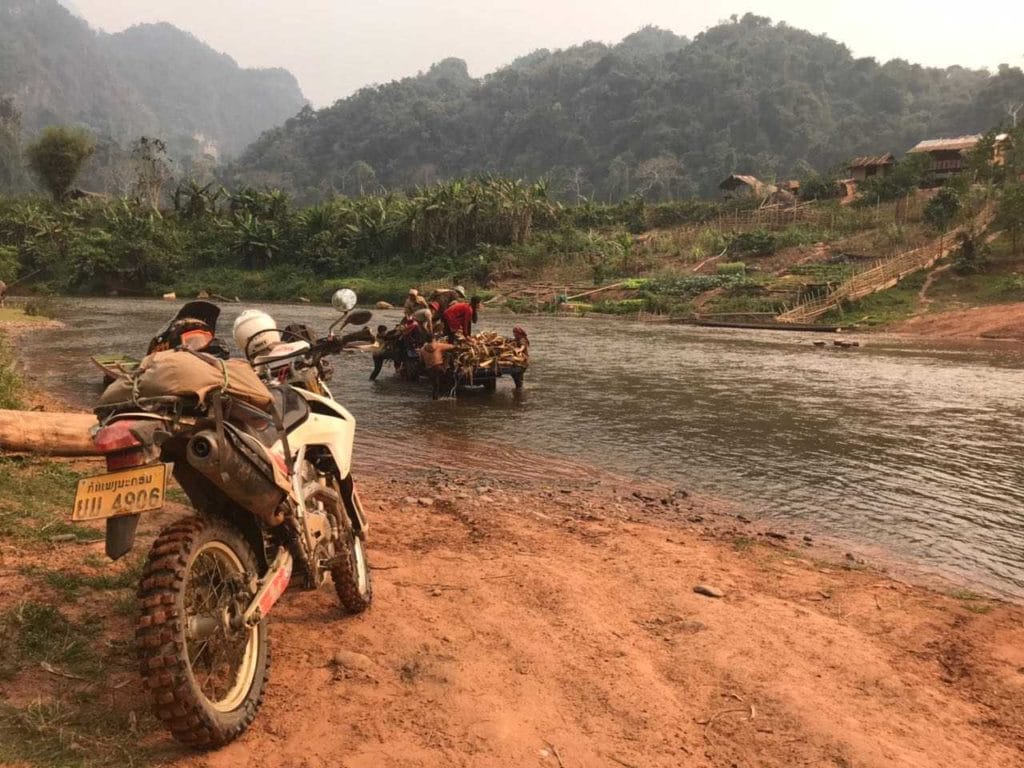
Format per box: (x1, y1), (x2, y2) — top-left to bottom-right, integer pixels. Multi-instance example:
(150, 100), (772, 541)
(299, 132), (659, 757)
(136, 516), (270, 747)
(331, 515), (373, 614)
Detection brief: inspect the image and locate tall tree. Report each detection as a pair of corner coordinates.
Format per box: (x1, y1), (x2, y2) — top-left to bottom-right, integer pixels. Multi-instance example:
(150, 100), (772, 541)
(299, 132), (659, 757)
(0, 96), (25, 192)
(996, 183), (1024, 256)
(24, 126), (95, 201)
(130, 137), (174, 211)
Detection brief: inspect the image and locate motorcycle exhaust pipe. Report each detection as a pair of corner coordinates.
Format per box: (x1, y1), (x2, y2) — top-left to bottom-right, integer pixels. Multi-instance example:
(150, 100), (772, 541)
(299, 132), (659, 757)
(186, 429), (286, 526)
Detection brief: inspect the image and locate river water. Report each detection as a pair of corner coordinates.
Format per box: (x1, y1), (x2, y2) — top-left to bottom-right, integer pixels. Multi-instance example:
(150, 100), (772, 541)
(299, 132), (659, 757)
(16, 298), (1024, 598)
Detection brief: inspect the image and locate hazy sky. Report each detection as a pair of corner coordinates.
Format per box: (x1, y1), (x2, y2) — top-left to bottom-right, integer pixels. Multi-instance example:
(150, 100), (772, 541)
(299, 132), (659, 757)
(71, 1), (1024, 107)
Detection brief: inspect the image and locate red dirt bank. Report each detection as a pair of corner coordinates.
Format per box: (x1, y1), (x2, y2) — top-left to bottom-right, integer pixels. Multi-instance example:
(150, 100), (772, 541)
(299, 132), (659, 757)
(1, 450), (1022, 767)
(170, 460), (1023, 768)
(892, 302), (1024, 341)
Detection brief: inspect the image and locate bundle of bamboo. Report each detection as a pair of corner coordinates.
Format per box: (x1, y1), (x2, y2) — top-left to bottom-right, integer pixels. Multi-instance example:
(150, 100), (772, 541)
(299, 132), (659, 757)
(451, 332), (529, 377)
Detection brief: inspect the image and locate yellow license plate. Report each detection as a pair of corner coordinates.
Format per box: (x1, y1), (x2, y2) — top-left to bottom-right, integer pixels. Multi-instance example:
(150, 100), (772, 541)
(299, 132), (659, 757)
(72, 464), (169, 521)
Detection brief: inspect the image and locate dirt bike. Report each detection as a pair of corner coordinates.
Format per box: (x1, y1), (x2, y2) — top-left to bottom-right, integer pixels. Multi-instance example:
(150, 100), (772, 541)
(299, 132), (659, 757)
(75, 290), (374, 748)
(370, 327), (427, 382)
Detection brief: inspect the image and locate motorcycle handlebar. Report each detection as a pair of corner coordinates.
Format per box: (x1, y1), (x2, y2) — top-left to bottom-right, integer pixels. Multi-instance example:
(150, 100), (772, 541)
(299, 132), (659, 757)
(310, 327), (373, 361)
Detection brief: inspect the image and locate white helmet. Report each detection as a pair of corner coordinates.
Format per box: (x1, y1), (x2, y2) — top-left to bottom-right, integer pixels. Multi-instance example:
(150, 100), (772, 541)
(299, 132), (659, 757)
(233, 309), (279, 359)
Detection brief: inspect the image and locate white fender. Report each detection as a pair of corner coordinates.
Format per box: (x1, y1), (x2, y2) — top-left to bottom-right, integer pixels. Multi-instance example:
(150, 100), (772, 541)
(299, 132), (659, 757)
(273, 389), (356, 478)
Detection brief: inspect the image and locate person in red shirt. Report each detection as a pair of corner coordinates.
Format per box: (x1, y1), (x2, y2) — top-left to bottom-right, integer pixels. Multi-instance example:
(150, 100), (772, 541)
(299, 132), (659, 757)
(442, 297), (480, 340)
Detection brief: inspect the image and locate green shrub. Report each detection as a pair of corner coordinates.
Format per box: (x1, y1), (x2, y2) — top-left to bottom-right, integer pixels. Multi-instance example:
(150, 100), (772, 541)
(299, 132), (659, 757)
(645, 274), (754, 298)
(621, 278), (649, 289)
(775, 225), (829, 249)
(22, 297), (58, 318)
(692, 227), (727, 259)
(593, 298), (646, 314)
(799, 175), (843, 201)
(728, 229), (776, 256)
(0, 246), (18, 282)
(0, 334), (22, 410)
(645, 200), (721, 229)
(924, 187), (962, 232)
(952, 231), (991, 275)
(717, 261), (747, 276)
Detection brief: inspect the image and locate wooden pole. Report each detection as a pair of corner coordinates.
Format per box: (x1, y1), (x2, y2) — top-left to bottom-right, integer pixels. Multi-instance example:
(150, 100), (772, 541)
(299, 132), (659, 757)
(0, 410), (99, 456)
(565, 282), (629, 302)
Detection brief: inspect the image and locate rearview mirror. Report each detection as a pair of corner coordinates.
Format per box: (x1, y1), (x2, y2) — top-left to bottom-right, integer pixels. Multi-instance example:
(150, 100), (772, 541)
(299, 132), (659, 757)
(332, 288), (357, 312)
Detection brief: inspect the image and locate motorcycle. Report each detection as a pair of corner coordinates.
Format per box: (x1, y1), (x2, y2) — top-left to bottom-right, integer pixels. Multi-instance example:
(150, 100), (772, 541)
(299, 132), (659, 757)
(75, 289), (373, 748)
(91, 300), (227, 387)
(369, 321), (427, 382)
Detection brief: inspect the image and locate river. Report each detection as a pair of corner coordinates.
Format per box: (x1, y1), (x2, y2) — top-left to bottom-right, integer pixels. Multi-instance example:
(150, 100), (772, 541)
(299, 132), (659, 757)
(16, 297), (1024, 598)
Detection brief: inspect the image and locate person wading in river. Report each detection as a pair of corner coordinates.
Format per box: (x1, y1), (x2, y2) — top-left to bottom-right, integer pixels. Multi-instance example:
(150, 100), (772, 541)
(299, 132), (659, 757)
(419, 340), (456, 399)
(429, 285), (465, 313)
(403, 289), (428, 317)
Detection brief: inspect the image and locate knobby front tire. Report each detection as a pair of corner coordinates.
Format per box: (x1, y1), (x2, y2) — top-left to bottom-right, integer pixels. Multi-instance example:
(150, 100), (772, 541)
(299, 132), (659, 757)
(136, 516), (270, 748)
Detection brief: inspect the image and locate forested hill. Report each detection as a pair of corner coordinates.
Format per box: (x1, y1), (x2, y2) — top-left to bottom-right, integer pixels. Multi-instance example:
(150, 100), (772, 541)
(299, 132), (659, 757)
(233, 15), (1024, 203)
(0, 0), (306, 159)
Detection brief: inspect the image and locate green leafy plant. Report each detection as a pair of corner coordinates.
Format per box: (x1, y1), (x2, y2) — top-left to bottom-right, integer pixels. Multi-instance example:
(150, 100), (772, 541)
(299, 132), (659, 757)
(923, 187), (962, 232)
(24, 127), (96, 202)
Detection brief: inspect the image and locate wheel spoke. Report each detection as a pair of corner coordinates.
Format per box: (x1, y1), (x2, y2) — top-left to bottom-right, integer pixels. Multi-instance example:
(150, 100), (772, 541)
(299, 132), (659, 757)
(183, 541), (257, 711)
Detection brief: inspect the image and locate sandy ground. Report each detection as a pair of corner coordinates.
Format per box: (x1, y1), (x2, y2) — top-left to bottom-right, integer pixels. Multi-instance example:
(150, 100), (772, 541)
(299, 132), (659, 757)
(3, 450), (1024, 766)
(149, 461), (1021, 768)
(891, 302), (1024, 341)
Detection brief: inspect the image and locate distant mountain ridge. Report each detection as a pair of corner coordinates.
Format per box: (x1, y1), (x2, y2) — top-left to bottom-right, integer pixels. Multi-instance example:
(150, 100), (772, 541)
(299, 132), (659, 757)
(0, 0), (306, 159)
(232, 16), (1024, 202)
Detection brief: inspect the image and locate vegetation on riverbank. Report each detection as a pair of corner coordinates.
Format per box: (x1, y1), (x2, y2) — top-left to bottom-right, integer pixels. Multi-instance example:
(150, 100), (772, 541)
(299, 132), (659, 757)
(0, 124), (1023, 331)
(0, 177), (756, 301)
(0, 332), (22, 408)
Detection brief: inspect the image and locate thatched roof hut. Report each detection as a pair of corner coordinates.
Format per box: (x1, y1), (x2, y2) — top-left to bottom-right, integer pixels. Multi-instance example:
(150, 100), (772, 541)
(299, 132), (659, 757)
(719, 174), (770, 199)
(847, 153), (894, 182)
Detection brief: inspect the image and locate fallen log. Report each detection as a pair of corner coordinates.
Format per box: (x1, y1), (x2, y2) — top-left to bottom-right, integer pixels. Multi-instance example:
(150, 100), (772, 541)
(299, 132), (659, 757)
(0, 410), (99, 456)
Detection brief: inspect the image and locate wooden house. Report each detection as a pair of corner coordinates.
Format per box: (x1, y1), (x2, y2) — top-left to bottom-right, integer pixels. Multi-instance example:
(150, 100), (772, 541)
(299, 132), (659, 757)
(907, 134), (1010, 184)
(847, 154), (894, 182)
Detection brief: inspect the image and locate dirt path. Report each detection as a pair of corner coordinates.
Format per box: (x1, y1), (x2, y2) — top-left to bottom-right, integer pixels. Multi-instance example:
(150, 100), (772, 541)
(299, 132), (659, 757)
(915, 261), (955, 311)
(157, 470), (1022, 768)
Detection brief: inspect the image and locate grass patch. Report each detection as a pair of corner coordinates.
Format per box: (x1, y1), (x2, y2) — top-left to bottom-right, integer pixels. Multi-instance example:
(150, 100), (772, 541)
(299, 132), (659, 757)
(0, 307), (33, 322)
(0, 696), (163, 768)
(164, 486), (189, 505)
(0, 331), (23, 409)
(949, 588), (995, 614)
(0, 601), (103, 681)
(591, 298), (646, 315)
(19, 558), (144, 600)
(22, 297), (61, 319)
(820, 270), (927, 328)
(0, 458), (101, 544)
(731, 535), (757, 552)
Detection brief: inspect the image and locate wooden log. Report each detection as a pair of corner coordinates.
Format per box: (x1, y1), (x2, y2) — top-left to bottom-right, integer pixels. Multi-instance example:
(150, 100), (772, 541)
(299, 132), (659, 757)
(0, 410), (99, 456)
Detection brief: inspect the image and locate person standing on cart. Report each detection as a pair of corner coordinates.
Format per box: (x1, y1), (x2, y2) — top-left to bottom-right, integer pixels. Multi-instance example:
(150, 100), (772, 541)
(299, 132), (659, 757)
(442, 296), (481, 341)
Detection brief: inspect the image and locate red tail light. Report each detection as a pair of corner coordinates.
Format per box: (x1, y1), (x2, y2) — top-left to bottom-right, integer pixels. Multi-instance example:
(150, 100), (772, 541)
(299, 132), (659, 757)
(94, 421), (146, 470)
